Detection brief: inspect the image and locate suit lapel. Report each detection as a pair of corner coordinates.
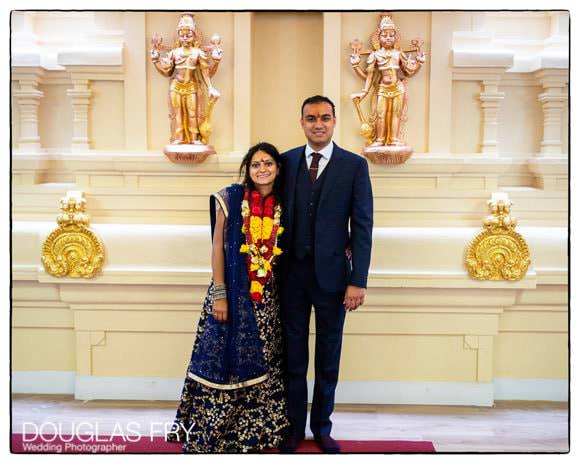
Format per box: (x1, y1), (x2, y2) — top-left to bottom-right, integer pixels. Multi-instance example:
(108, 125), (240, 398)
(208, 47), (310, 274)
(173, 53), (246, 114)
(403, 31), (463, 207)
(285, 146), (305, 228)
(317, 144), (344, 213)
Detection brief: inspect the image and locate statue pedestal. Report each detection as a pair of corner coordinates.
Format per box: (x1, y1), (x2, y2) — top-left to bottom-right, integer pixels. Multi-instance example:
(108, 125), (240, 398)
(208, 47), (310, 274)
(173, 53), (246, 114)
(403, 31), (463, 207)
(362, 145), (414, 165)
(164, 144), (216, 164)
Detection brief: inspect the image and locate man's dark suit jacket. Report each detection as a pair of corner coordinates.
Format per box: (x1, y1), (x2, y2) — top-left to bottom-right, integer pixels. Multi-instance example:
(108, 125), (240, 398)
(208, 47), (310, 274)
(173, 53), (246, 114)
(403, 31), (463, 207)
(281, 143), (374, 293)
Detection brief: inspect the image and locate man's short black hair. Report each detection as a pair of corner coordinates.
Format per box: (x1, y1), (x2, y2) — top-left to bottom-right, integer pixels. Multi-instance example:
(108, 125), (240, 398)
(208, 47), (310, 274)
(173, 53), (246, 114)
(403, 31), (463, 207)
(301, 95), (336, 118)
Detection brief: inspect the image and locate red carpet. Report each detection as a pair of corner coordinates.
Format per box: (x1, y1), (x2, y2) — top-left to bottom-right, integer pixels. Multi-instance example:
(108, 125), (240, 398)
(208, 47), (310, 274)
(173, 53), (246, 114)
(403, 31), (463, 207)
(12, 434), (435, 453)
(266, 439), (436, 453)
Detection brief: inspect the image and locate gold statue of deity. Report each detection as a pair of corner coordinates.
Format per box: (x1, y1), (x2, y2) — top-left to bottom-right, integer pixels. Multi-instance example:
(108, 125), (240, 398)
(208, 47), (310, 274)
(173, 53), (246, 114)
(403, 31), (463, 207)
(349, 13), (426, 164)
(150, 13), (223, 163)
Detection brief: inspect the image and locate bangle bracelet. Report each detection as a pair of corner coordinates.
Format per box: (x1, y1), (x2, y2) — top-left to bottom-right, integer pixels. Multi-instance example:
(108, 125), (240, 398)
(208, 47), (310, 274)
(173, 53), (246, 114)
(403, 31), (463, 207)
(212, 283), (227, 301)
(208, 287), (226, 315)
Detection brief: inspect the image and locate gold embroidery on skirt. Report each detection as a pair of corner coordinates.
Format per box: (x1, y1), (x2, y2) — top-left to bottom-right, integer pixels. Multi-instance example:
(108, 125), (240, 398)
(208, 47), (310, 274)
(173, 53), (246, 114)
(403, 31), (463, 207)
(187, 371), (269, 390)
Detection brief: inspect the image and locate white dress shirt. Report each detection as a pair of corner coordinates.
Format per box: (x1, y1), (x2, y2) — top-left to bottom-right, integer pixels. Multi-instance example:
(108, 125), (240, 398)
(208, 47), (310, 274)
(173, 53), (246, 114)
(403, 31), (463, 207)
(304, 141), (334, 179)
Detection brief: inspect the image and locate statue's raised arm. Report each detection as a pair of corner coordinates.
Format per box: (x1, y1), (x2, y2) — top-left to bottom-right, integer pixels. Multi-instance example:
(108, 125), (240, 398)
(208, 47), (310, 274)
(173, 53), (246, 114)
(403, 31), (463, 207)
(400, 38), (426, 77)
(150, 33), (174, 77)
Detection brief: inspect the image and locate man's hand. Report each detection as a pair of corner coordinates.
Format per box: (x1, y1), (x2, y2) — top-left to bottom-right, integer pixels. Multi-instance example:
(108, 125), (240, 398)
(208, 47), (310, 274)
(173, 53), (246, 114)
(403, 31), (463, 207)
(213, 298), (228, 322)
(343, 285), (365, 312)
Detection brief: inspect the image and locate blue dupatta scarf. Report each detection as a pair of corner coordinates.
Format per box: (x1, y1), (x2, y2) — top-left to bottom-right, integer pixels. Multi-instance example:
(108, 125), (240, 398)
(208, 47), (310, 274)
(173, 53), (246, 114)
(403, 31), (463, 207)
(187, 184), (269, 389)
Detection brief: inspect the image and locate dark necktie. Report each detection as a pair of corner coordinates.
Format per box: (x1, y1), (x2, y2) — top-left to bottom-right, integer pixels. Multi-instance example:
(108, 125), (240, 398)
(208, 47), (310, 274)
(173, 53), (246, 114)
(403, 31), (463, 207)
(309, 152), (322, 183)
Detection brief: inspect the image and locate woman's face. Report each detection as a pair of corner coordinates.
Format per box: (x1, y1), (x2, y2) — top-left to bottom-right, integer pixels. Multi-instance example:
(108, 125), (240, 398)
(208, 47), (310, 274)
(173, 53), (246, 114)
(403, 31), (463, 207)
(248, 150), (279, 189)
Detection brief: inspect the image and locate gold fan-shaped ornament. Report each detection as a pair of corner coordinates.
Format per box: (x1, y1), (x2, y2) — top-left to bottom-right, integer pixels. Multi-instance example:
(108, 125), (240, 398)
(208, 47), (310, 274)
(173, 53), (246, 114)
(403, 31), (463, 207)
(41, 191), (104, 278)
(466, 194), (530, 281)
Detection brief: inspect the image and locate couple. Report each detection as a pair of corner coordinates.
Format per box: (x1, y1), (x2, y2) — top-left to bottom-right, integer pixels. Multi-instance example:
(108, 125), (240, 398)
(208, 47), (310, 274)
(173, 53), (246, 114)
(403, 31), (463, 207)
(167, 95), (374, 453)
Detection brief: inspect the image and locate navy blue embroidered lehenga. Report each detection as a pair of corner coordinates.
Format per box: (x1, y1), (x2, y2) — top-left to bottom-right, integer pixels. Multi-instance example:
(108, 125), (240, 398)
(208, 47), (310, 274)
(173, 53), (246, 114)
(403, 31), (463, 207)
(167, 184), (289, 453)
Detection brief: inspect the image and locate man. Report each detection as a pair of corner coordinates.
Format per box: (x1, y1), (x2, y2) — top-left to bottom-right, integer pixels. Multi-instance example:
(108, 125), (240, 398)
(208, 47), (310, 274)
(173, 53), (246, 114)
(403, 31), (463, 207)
(280, 95), (373, 453)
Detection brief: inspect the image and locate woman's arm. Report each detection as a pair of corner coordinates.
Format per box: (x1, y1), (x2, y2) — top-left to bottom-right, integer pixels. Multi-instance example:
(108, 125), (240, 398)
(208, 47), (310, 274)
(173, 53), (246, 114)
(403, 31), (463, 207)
(211, 202), (226, 286)
(211, 202), (228, 322)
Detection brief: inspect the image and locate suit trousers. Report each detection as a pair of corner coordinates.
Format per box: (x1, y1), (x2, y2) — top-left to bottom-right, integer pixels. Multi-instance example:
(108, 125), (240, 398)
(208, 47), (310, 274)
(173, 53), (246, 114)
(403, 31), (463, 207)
(282, 255), (347, 437)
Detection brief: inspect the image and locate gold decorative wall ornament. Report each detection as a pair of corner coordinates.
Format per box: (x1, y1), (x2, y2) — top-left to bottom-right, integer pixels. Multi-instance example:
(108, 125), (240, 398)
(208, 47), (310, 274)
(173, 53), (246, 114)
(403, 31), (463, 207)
(150, 13), (223, 164)
(348, 13), (426, 164)
(41, 191), (104, 278)
(466, 193), (531, 281)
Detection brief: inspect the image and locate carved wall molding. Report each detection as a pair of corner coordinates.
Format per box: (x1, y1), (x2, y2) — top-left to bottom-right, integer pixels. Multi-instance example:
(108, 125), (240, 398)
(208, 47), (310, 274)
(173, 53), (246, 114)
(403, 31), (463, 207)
(41, 191), (105, 279)
(466, 193), (531, 281)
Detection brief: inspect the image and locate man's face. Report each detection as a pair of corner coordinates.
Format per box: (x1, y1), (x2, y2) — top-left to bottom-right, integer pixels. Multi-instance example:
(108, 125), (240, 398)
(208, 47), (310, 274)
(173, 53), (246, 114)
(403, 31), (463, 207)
(300, 102), (336, 150)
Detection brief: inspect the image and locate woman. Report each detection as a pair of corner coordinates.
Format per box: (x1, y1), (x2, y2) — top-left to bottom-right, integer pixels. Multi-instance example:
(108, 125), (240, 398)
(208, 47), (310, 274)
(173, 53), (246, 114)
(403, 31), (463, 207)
(167, 142), (289, 453)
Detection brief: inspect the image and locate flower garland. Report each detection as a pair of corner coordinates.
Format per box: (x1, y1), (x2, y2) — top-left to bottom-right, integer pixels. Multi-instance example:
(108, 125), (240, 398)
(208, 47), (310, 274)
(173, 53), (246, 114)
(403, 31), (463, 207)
(240, 188), (283, 302)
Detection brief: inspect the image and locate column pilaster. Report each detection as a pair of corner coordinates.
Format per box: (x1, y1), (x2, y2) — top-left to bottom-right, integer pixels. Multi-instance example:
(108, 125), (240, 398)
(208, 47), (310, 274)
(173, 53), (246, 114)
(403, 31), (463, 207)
(12, 67), (45, 152)
(66, 77), (92, 151)
(535, 69), (568, 157)
(233, 13), (253, 152)
(323, 12), (342, 144)
(479, 78), (505, 155)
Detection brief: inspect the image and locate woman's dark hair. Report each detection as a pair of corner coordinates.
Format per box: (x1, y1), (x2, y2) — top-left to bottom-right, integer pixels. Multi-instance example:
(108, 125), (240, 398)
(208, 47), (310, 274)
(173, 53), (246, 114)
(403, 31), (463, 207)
(239, 142), (283, 200)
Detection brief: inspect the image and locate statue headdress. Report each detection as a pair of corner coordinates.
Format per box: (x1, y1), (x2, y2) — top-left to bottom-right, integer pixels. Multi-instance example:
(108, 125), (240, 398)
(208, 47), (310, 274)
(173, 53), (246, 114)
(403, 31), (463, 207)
(379, 14), (399, 32)
(176, 13), (196, 31)
(175, 13), (202, 47)
(371, 13), (401, 50)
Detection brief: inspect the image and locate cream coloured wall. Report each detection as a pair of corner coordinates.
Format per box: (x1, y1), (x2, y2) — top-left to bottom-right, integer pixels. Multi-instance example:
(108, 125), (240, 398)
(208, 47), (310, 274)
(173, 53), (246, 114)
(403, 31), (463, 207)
(12, 328), (76, 371)
(11, 81), (20, 148)
(561, 85), (569, 154)
(33, 11), (95, 37)
(12, 281), (75, 372)
(11, 11), (569, 405)
(451, 81), (481, 154)
(251, 12), (323, 149)
(91, 81), (125, 150)
(498, 82), (544, 156)
(496, 332), (567, 379)
(38, 84), (73, 149)
(484, 12), (551, 40)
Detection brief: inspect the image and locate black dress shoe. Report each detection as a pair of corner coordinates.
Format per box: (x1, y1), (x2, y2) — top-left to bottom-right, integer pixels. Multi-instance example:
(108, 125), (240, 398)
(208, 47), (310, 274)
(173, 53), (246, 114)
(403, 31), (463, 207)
(314, 435), (340, 453)
(279, 433), (305, 453)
